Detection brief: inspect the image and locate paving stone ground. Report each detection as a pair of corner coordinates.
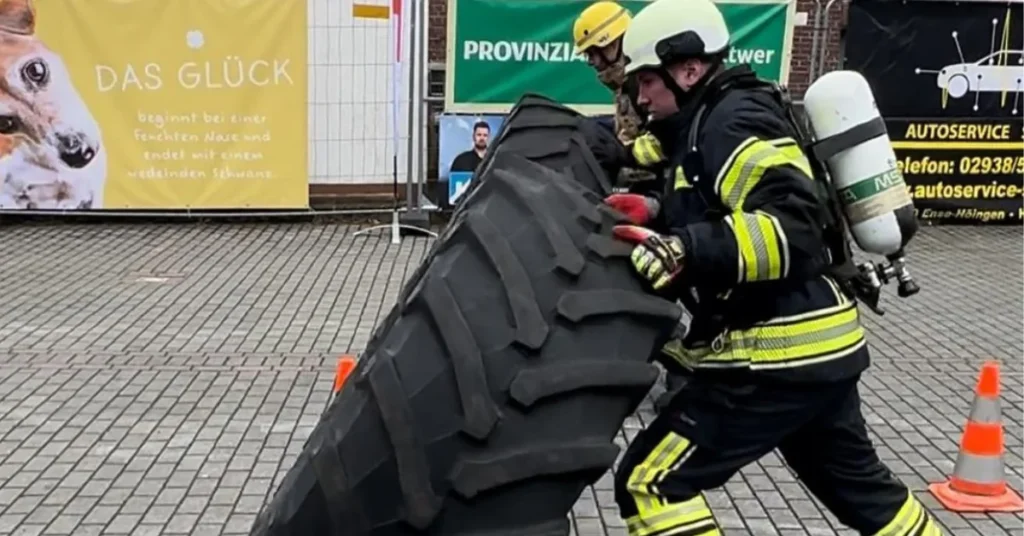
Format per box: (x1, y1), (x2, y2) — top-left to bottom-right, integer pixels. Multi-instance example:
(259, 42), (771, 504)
(0, 222), (1021, 536)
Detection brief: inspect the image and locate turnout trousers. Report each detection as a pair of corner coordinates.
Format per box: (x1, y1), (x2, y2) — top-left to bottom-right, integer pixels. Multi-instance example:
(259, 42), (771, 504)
(613, 375), (943, 536)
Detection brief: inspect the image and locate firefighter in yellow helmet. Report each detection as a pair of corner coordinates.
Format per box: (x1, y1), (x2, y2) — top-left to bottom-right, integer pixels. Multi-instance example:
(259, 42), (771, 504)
(606, 0), (945, 534)
(575, 0), (687, 410)
(573, 2), (666, 181)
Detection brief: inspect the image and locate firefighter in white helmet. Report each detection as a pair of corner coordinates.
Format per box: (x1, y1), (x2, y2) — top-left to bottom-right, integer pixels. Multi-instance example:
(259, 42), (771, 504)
(574, 1), (687, 409)
(606, 0), (944, 534)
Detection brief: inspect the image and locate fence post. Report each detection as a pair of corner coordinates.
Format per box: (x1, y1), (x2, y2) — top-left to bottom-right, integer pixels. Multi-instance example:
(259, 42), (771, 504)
(405, 0), (419, 213)
(816, 0), (844, 79)
(808, 0), (824, 83)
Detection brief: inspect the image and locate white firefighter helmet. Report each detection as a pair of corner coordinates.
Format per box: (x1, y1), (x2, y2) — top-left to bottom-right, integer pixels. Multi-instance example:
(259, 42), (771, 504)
(622, 0), (731, 75)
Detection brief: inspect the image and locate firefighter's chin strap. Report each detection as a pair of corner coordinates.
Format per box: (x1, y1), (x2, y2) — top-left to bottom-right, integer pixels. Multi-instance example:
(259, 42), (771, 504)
(653, 53), (728, 111)
(596, 42), (627, 91)
(641, 60), (753, 157)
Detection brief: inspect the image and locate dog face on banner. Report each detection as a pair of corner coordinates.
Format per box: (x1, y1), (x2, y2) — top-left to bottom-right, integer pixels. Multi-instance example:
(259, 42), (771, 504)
(0, 0), (107, 210)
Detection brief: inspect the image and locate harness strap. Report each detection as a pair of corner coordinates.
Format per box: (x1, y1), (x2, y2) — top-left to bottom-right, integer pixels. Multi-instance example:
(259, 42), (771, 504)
(809, 117), (888, 162)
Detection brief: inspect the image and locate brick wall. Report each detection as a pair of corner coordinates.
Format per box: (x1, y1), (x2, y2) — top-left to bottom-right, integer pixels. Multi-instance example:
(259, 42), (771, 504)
(789, 0), (849, 96)
(426, 0), (849, 96)
(428, 0), (447, 64)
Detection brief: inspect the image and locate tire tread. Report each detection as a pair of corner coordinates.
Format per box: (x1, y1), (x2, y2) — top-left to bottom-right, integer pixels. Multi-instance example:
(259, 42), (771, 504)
(449, 441), (621, 499)
(251, 95), (680, 536)
(464, 215), (548, 350)
(367, 357), (444, 529)
(420, 274), (502, 440)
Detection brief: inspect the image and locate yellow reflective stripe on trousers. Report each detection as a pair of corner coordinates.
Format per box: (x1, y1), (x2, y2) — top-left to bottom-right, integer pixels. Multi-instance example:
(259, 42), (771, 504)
(625, 494), (718, 536)
(724, 210), (789, 282)
(872, 491), (943, 536)
(624, 433), (718, 536)
(625, 433), (694, 516)
(684, 302), (866, 370)
(713, 137), (813, 210)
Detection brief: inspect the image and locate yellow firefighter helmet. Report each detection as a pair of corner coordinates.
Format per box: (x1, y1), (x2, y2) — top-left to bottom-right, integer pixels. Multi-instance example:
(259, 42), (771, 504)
(573, 1), (632, 54)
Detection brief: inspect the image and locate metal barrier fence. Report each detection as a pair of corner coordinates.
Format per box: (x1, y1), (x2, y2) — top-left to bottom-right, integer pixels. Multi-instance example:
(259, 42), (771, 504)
(0, 0), (844, 221)
(1, 0), (430, 223)
(806, 0), (849, 89)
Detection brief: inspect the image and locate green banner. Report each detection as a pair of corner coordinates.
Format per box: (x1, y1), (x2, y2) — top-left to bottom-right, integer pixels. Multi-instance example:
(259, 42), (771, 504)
(444, 0), (796, 113)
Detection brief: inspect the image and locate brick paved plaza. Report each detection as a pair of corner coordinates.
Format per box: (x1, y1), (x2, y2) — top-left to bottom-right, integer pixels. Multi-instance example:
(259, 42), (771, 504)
(0, 222), (1021, 535)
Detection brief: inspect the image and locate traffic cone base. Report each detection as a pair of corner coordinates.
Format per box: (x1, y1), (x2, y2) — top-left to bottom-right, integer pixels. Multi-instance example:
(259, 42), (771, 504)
(928, 361), (1024, 513)
(928, 480), (1024, 512)
(333, 356), (357, 394)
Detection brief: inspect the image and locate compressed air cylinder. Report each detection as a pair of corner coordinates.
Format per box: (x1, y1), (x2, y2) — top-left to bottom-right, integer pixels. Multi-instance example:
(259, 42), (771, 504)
(803, 70), (917, 257)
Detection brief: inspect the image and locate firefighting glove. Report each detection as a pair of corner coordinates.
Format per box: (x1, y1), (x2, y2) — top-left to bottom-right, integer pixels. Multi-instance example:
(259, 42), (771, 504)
(604, 193), (660, 225)
(629, 132), (666, 168)
(613, 225), (685, 291)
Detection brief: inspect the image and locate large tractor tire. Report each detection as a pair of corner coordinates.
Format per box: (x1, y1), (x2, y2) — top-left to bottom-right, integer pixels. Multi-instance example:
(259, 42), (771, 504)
(251, 151), (681, 535)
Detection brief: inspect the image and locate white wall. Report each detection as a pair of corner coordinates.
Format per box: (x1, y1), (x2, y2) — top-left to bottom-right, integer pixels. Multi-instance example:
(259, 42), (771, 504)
(307, 0), (414, 185)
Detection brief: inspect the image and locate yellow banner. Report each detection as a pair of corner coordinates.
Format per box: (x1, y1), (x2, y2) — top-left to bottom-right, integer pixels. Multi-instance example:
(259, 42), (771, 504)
(1, 0), (308, 210)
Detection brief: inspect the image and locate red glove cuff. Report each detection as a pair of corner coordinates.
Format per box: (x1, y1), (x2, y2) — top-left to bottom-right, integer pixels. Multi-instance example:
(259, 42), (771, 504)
(604, 193), (651, 225)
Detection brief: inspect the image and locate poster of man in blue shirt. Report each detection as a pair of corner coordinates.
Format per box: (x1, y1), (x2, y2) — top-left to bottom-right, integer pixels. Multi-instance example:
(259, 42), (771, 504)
(439, 114), (506, 207)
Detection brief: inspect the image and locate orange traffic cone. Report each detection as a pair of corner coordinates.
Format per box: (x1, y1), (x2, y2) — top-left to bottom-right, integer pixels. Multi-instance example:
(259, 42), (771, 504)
(929, 361), (1024, 512)
(332, 355), (357, 394)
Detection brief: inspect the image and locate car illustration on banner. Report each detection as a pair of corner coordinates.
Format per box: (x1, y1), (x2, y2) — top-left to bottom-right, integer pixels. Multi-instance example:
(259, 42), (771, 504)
(936, 48), (1023, 98)
(915, 13), (1023, 114)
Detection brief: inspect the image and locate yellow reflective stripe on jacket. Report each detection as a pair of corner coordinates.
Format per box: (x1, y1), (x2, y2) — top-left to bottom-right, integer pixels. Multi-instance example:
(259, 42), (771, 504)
(724, 210), (789, 282)
(674, 166), (691, 190)
(713, 136), (813, 210)
(775, 139), (814, 178)
(682, 301), (866, 370)
(632, 133), (665, 167)
(871, 491), (943, 536)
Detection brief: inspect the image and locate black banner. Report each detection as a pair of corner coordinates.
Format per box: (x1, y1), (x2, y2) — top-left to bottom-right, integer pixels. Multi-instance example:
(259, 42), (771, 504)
(845, 0), (1024, 224)
(891, 118), (1024, 223)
